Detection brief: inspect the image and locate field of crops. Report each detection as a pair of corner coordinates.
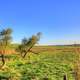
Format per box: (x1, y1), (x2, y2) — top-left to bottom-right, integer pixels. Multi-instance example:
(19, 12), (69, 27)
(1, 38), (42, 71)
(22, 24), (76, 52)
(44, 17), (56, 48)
(0, 46), (79, 80)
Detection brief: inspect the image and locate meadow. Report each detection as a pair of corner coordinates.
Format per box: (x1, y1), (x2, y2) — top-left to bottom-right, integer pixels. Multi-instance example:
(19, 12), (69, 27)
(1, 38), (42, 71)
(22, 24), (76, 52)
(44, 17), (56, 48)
(0, 45), (79, 80)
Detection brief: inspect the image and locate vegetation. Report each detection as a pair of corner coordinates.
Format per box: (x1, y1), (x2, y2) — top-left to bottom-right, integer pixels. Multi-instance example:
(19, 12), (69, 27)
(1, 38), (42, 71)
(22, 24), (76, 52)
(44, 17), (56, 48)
(0, 28), (12, 66)
(0, 28), (80, 80)
(17, 32), (41, 58)
(0, 47), (79, 80)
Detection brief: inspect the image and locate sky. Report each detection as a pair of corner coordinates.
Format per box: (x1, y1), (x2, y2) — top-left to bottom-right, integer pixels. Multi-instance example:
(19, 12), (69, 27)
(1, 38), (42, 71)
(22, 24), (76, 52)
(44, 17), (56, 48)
(0, 0), (80, 45)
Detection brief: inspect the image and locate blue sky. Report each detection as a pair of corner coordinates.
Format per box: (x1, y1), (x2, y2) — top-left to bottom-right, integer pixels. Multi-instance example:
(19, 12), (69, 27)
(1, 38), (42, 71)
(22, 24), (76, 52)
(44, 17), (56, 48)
(0, 0), (80, 45)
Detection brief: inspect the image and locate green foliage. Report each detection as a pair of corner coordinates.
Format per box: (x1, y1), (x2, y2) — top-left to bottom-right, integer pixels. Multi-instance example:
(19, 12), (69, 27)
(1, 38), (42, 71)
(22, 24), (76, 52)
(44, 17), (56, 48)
(0, 28), (12, 47)
(0, 28), (77, 80)
(17, 32), (42, 58)
(0, 51), (77, 80)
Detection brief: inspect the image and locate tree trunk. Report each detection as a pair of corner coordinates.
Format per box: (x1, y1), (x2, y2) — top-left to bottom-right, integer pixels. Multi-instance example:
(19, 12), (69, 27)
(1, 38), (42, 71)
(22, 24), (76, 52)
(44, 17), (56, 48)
(1, 54), (5, 66)
(63, 75), (67, 80)
(23, 43), (35, 58)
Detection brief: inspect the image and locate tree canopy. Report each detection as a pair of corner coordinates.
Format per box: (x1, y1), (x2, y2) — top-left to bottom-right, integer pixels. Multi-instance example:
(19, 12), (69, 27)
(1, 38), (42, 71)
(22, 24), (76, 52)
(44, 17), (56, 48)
(17, 32), (42, 58)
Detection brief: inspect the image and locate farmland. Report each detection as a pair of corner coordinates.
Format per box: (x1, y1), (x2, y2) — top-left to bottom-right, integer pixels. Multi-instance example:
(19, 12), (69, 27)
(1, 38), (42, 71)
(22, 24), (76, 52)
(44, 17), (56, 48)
(0, 45), (79, 80)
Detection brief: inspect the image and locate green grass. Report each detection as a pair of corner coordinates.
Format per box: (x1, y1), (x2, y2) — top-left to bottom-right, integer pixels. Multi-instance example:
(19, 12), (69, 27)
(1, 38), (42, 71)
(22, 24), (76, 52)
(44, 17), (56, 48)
(0, 46), (79, 80)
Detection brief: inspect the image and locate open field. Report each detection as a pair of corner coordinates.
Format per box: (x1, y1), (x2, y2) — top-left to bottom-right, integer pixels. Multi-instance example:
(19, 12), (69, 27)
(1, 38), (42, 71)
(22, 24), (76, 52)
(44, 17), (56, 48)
(0, 45), (80, 80)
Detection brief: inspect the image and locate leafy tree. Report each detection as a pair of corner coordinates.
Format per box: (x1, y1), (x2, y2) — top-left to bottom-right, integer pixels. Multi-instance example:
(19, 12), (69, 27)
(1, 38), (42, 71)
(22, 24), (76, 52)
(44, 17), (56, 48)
(17, 32), (42, 58)
(0, 28), (12, 46)
(21, 37), (28, 45)
(0, 28), (12, 66)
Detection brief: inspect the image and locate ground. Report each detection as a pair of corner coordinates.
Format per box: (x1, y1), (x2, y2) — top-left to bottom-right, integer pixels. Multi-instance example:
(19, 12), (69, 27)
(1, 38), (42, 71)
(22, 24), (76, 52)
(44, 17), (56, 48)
(0, 46), (79, 80)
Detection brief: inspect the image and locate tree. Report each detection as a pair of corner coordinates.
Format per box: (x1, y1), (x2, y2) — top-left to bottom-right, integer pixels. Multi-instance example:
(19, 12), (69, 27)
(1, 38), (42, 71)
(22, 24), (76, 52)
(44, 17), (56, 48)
(17, 32), (42, 58)
(0, 28), (12, 46)
(22, 37), (28, 45)
(0, 28), (12, 66)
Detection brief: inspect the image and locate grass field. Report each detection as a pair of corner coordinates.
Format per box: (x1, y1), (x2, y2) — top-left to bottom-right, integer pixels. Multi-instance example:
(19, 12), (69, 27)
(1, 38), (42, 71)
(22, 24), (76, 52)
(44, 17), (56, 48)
(0, 46), (79, 80)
